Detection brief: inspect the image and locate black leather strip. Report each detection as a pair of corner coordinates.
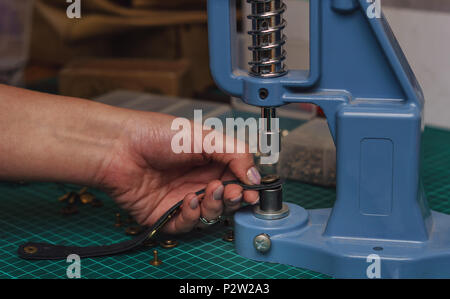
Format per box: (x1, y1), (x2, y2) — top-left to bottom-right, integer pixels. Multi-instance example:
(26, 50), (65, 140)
(18, 179), (282, 260)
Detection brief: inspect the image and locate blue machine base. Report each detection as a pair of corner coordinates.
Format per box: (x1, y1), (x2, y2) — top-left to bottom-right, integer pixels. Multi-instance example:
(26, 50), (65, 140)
(235, 203), (450, 278)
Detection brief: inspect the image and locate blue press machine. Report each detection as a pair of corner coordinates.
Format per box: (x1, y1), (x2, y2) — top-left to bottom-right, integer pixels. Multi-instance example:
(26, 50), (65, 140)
(207, 0), (450, 278)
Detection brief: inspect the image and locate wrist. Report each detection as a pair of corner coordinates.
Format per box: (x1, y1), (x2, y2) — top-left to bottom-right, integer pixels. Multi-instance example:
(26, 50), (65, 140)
(55, 99), (130, 187)
(0, 85), (129, 186)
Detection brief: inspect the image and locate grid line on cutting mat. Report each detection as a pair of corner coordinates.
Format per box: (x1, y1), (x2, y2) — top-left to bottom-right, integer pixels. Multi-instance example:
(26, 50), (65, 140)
(0, 127), (448, 279)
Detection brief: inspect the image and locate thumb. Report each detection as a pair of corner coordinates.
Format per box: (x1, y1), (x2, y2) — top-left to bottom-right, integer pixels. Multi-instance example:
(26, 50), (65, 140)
(229, 157), (261, 186)
(205, 126), (261, 185)
(213, 152), (261, 186)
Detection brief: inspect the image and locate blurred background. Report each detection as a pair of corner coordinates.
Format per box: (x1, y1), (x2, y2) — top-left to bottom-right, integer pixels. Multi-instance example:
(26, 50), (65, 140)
(0, 0), (449, 129)
(1, 1), (449, 280)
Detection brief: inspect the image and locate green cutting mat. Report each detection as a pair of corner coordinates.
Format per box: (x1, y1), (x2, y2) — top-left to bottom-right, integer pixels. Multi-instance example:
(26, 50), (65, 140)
(0, 127), (449, 279)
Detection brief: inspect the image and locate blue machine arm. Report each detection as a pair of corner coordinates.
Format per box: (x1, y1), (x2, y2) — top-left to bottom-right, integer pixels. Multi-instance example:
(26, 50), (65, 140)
(207, 0), (321, 100)
(207, 0), (245, 98)
(207, 0), (425, 141)
(206, 0), (450, 278)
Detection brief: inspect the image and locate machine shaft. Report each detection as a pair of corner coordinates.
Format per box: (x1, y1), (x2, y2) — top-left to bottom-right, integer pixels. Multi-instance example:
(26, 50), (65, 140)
(247, 1), (288, 220)
(247, 0), (287, 78)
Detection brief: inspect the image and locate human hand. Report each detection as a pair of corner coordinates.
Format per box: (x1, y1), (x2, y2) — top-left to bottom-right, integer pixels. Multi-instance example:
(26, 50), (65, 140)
(96, 112), (261, 234)
(0, 85), (260, 234)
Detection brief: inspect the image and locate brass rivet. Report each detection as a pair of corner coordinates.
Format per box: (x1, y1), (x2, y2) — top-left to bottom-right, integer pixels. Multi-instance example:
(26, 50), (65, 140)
(160, 239), (178, 249)
(150, 250), (162, 266)
(67, 192), (80, 205)
(222, 230), (234, 242)
(143, 239), (157, 248)
(261, 174), (280, 184)
(80, 193), (95, 204)
(58, 192), (71, 202)
(125, 226), (142, 236)
(115, 213), (122, 227)
(24, 246), (38, 254)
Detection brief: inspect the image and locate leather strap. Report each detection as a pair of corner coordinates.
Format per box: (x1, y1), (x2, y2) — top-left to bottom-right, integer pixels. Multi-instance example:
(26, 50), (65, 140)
(18, 179), (282, 260)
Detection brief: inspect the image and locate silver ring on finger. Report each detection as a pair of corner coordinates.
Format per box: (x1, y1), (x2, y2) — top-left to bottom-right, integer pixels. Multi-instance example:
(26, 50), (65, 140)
(199, 215), (223, 226)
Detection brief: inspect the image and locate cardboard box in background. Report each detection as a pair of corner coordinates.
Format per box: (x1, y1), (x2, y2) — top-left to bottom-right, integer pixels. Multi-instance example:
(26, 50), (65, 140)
(59, 59), (192, 99)
(131, 0), (206, 10)
(29, 0), (213, 98)
(115, 24), (213, 95)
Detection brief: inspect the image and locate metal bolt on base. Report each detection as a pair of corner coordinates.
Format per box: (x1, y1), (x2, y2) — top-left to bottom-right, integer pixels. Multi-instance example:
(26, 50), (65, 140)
(254, 233), (271, 253)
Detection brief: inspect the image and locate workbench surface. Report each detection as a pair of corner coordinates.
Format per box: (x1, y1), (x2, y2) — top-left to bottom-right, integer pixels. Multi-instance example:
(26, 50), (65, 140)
(0, 127), (448, 279)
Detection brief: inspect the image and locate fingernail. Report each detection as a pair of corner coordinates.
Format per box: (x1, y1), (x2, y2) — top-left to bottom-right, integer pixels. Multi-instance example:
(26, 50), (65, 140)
(230, 195), (242, 203)
(213, 185), (224, 201)
(252, 196), (260, 205)
(190, 197), (199, 209)
(247, 167), (261, 185)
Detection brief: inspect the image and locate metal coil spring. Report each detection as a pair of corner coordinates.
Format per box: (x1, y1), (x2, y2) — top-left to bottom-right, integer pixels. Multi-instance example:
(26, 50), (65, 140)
(247, 0), (287, 78)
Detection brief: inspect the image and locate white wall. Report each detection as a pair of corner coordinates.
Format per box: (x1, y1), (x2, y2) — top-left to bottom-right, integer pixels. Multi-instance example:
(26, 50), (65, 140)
(384, 7), (450, 129)
(241, 1), (450, 129)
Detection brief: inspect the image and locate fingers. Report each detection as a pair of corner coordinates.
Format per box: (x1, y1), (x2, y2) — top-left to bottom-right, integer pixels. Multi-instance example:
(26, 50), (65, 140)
(228, 160), (261, 204)
(163, 193), (200, 234)
(162, 181), (258, 234)
(222, 185), (259, 216)
(199, 180), (224, 227)
(223, 184), (243, 213)
(229, 157), (261, 186)
(221, 170), (259, 206)
(211, 150), (261, 186)
(243, 190), (259, 205)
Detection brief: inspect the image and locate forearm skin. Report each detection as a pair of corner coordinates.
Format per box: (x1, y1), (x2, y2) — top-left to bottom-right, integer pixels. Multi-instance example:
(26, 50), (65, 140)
(0, 84), (128, 186)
